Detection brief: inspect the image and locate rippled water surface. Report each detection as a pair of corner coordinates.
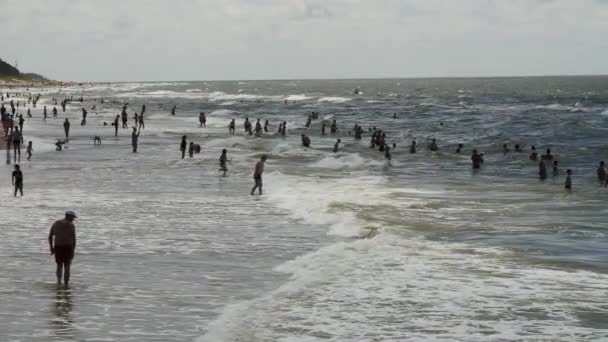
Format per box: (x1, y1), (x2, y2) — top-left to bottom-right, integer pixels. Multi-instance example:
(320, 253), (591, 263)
(2, 77), (608, 341)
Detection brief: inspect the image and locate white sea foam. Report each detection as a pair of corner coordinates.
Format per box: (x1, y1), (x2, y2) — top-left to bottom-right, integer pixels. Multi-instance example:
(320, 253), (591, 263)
(285, 94), (313, 101)
(318, 96), (351, 103)
(310, 153), (383, 170)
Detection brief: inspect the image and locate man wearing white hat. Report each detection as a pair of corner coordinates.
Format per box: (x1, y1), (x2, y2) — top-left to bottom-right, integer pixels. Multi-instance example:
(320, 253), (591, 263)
(48, 211), (77, 288)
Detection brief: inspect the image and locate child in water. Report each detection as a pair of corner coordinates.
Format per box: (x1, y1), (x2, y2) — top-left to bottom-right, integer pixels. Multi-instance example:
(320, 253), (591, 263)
(26, 141), (33, 161)
(565, 169), (572, 191)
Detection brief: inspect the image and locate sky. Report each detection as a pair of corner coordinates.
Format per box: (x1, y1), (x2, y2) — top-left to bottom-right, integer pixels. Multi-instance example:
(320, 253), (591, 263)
(3, 0), (608, 81)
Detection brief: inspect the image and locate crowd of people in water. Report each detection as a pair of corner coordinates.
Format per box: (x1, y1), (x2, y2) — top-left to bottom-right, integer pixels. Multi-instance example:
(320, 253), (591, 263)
(2, 88), (608, 288)
(3, 90), (608, 200)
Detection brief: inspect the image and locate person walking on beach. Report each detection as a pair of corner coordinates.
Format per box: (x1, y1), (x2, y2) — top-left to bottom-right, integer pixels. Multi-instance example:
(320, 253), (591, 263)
(63, 119), (71, 141)
(48, 211), (77, 288)
(26, 141), (33, 161)
(12, 164), (23, 196)
(12, 126), (23, 163)
(131, 127), (140, 153)
(250, 155), (267, 196)
(199, 112), (206, 127)
(180, 136), (187, 159)
(219, 149), (228, 176)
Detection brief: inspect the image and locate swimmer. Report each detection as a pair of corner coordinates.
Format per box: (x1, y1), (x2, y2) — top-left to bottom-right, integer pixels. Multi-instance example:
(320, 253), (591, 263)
(12, 164), (23, 196)
(305, 114), (312, 128)
(515, 144), (523, 152)
(264, 120), (270, 133)
(333, 139), (341, 153)
(250, 155), (267, 196)
(384, 146), (392, 161)
(171, 105), (176, 116)
(429, 138), (438, 151)
(529, 146), (538, 161)
(281, 122), (287, 136)
(193, 144), (201, 154)
(456, 143), (463, 153)
(552, 160), (559, 177)
(199, 112), (206, 127)
(138, 113), (145, 129)
(409, 140), (417, 154)
(244, 117), (252, 135)
(502, 144), (510, 154)
(301, 134), (311, 147)
(82, 108), (88, 126)
(321, 122), (326, 135)
(93, 136), (102, 145)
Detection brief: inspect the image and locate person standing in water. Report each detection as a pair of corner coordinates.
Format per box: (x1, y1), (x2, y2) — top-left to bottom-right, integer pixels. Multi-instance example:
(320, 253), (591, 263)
(48, 211), (77, 288)
(565, 169), (572, 191)
(18, 115), (24, 132)
(409, 140), (417, 154)
(219, 149), (228, 177)
(12, 164), (23, 196)
(138, 113), (145, 130)
(131, 127), (140, 153)
(596, 161), (606, 186)
(26, 141), (33, 161)
(171, 105), (176, 116)
(429, 138), (439, 151)
(244, 117), (252, 135)
(333, 139), (341, 153)
(301, 134), (311, 147)
(330, 120), (338, 134)
(113, 115), (119, 136)
(471, 149), (482, 170)
(321, 122), (326, 136)
(264, 120), (270, 133)
(552, 161), (560, 177)
(229, 119), (236, 135)
(456, 144), (463, 153)
(141, 104), (146, 115)
(539, 160), (547, 180)
(199, 112), (206, 127)
(254, 119), (262, 137)
(63, 119), (71, 141)
(12, 126), (23, 163)
(180, 136), (187, 159)
(121, 109), (128, 129)
(281, 121), (287, 136)
(188, 142), (195, 158)
(529, 146), (538, 161)
(133, 112), (139, 127)
(250, 155), (267, 196)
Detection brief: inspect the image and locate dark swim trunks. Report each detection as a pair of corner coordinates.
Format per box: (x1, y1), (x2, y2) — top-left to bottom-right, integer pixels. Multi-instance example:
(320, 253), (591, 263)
(54, 245), (74, 264)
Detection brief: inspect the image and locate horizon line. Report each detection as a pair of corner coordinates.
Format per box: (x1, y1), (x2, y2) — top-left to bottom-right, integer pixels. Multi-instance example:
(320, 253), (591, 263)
(61, 73), (608, 84)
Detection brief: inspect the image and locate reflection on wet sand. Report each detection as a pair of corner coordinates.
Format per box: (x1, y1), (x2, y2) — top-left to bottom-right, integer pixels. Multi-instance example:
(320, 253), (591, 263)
(49, 288), (74, 340)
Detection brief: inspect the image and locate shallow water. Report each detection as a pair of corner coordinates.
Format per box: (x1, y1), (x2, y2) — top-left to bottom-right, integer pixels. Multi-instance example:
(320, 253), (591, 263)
(1, 77), (608, 341)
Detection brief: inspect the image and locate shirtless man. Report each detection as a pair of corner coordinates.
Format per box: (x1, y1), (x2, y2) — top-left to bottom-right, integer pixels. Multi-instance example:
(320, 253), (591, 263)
(48, 211), (77, 288)
(250, 155), (267, 196)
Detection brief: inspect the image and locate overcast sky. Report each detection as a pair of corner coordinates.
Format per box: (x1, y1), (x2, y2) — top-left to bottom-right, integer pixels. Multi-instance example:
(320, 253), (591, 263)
(3, 0), (608, 81)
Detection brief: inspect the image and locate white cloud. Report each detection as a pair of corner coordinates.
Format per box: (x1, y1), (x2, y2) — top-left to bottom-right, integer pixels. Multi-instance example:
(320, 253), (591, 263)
(4, 0), (608, 81)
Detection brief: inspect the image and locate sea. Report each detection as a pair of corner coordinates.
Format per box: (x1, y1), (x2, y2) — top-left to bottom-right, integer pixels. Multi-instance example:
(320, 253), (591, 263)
(1, 77), (608, 342)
